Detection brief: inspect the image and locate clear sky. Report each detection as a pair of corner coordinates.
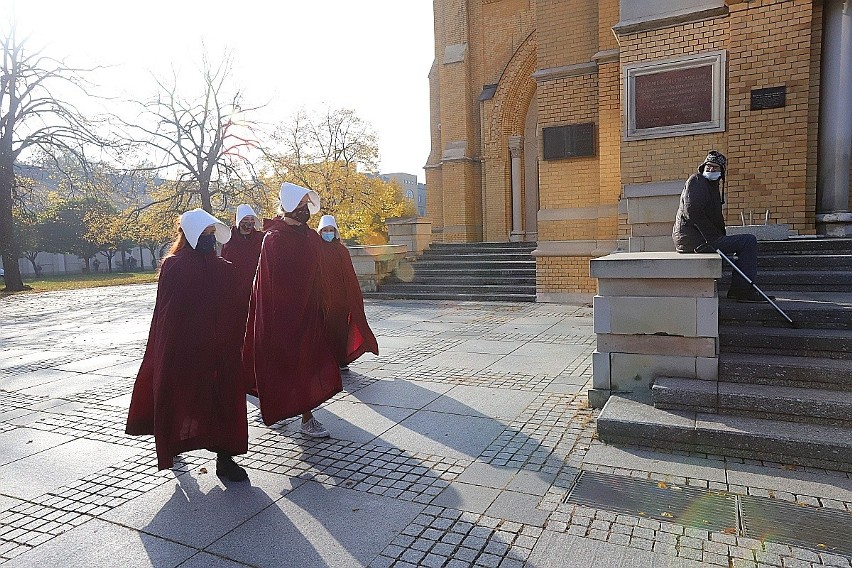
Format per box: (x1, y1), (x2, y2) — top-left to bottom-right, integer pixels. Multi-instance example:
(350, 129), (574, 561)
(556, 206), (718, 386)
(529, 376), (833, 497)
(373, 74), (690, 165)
(7, 0), (435, 182)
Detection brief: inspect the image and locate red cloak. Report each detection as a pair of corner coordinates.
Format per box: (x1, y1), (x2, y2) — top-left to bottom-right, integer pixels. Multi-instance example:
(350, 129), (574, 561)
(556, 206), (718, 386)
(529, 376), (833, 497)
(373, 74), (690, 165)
(318, 239), (379, 365)
(242, 217), (341, 426)
(126, 248), (248, 470)
(221, 226), (264, 325)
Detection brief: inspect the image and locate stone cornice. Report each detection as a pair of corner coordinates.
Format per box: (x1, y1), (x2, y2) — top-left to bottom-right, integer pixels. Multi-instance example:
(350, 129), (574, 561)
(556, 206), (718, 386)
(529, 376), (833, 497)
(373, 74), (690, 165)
(532, 61), (597, 83)
(613, 5), (729, 36)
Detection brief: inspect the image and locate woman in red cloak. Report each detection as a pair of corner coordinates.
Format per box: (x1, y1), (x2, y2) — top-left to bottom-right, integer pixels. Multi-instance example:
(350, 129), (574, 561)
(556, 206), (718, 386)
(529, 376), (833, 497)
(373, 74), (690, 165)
(242, 183), (341, 438)
(221, 204), (264, 322)
(316, 215), (379, 370)
(126, 209), (249, 481)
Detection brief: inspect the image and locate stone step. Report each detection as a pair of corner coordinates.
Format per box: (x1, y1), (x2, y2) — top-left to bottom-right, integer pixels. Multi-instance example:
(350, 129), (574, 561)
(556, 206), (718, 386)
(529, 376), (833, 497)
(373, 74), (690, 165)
(719, 353), (852, 390)
(597, 395), (852, 470)
(754, 254), (852, 269)
(652, 377), (852, 425)
(384, 275), (536, 287)
(719, 325), (852, 359)
(409, 259), (536, 270)
(364, 290), (536, 302)
(376, 282), (536, 294)
(719, 270), (852, 288)
(417, 253), (536, 263)
(429, 241), (537, 250)
(400, 266), (536, 277)
(756, 238), (852, 254)
(718, 294), (852, 329)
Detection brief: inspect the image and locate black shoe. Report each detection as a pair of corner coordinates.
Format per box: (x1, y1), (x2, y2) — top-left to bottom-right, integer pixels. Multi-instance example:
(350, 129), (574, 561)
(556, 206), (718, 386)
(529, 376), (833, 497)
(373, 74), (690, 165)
(216, 454), (248, 482)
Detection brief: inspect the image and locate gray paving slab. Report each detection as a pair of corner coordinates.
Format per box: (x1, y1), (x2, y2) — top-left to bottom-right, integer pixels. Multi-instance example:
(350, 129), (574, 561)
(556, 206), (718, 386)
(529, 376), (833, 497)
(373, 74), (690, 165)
(583, 444), (728, 483)
(0, 518), (196, 568)
(0, 368), (85, 391)
(15, 373), (118, 399)
(178, 552), (252, 568)
(206, 480), (423, 568)
(726, 462), (852, 502)
(455, 462), (518, 489)
(423, 385), (538, 420)
(0, 438), (139, 500)
(375, 409), (506, 460)
(484, 353), (573, 376)
(102, 467), (304, 549)
(486, 490), (549, 526)
(348, 378), (453, 409)
(527, 530), (707, 567)
(273, 400), (414, 445)
(430, 481), (501, 513)
(0, 427), (75, 466)
(55, 354), (139, 374)
(449, 339), (526, 355)
(420, 351), (503, 371)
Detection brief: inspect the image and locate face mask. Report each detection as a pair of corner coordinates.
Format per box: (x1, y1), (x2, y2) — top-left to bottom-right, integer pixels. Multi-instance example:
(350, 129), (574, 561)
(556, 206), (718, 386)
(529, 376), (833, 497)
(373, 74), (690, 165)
(703, 170), (722, 181)
(286, 204), (310, 224)
(195, 233), (217, 254)
(321, 231), (335, 242)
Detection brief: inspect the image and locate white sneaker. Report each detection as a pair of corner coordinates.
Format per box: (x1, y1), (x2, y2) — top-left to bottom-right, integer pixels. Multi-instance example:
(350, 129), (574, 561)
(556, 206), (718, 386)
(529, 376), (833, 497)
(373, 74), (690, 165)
(300, 417), (330, 438)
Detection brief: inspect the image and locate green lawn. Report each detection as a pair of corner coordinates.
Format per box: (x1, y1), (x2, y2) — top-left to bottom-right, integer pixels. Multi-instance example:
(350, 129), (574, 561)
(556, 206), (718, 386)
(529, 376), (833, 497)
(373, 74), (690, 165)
(1, 270), (159, 296)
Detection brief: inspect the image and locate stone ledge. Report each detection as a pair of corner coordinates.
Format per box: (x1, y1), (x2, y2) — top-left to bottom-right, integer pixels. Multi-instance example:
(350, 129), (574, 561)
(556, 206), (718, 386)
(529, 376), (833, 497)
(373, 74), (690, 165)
(590, 252), (722, 279)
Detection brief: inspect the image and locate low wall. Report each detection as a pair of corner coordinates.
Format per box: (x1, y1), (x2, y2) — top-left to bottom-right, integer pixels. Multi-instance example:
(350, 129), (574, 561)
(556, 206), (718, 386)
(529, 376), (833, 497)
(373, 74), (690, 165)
(387, 217), (432, 257)
(588, 251), (722, 408)
(347, 244), (408, 292)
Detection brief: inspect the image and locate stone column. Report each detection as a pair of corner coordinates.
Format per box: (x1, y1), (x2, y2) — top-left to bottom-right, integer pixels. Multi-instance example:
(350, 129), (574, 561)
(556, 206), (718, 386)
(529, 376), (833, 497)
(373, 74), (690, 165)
(509, 136), (524, 242)
(817, 0), (852, 236)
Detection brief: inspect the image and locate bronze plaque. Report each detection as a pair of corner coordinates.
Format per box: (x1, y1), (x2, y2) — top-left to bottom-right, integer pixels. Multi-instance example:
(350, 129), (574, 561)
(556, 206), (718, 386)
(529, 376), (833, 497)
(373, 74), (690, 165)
(634, 65), (713, 130)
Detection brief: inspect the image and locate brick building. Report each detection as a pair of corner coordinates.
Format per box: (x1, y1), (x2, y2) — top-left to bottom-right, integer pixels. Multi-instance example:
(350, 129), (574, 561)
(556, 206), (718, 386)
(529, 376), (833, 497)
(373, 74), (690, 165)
(426, 0), (852, 301)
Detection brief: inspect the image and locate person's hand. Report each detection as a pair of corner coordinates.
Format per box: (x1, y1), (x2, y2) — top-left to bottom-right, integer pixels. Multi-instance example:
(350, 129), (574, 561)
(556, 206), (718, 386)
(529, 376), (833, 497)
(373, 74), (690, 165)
(693, 243), (716, 253)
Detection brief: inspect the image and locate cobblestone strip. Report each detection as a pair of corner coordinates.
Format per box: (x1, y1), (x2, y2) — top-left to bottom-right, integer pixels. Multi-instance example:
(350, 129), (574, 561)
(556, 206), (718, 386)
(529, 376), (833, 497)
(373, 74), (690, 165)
(0, 390), (48, 413)
(0, 451), (205, 563)
(479, 394), (595, 475)
(27, 407), (151, 450)
(62, 379), (135, 405)
(242, 433), (468, 504)
(544, 502), (852, 568)
(380, 366), (553, 392)
(369, 506), (540, 568)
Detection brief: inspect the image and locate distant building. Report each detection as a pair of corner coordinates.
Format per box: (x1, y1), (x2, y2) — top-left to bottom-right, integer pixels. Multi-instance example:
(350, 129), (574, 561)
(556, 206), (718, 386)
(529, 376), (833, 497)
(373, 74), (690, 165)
(376, 172), (427, 217)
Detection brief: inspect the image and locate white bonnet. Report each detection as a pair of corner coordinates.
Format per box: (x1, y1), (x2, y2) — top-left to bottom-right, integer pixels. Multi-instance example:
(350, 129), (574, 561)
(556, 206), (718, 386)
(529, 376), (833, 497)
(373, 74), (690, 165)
(279, 182), (320, 214)
(235, 204), (261, 229)
(316, 214), (340, 238)
(179, 208), (231, 249)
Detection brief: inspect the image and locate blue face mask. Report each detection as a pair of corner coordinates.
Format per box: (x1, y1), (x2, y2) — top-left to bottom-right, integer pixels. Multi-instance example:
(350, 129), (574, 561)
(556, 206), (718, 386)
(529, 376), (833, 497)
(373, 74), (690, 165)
(703, 170), (722, 181)
(321, 231), (336, 242)
(195, 233), (217, 254)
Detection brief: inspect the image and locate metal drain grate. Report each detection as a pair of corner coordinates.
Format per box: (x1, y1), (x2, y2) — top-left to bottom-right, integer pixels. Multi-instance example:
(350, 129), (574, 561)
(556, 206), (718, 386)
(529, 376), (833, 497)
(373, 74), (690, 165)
(565, 471), (737, 532)
(741, 495), (852, 556)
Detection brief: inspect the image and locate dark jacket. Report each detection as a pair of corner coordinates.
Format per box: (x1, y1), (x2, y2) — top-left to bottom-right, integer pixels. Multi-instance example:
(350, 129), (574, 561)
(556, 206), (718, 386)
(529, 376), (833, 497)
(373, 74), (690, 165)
(672, 172), (726, 253)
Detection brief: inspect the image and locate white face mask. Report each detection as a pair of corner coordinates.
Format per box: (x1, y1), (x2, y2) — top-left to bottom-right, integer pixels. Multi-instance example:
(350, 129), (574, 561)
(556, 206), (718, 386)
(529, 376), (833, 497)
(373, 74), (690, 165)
(703, 170), (722, 181)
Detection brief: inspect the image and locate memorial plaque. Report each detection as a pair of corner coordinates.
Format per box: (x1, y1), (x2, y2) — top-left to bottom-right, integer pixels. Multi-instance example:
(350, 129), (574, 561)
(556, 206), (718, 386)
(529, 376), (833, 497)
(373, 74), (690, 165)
(750, 86), (786, 110)
(543, 123), (595, 160)
(634, 65), (713, 130)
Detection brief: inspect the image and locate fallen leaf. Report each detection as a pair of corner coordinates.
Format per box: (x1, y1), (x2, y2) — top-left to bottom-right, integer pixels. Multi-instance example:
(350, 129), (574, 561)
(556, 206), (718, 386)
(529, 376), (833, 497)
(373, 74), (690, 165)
(722, 527), (737, 535)
(657, 482), (668, 489)
(199, 467), (208, 474)
(638, 511), (646, 516)
(661, 512), (674, 518)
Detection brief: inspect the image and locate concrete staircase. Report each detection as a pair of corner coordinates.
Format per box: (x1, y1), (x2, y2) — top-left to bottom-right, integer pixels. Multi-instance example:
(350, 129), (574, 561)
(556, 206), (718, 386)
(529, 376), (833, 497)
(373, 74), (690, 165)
(365, 242), (537, 302)
(597, 238), (852, 470)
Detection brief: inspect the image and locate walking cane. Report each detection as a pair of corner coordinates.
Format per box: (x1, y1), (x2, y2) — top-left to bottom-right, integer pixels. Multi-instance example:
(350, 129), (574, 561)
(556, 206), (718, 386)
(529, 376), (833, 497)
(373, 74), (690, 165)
(696, 244), (794, 326)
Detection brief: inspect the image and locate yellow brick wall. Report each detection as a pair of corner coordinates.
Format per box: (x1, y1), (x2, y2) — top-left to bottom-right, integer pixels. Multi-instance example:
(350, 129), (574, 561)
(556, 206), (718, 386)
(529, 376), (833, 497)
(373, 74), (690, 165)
(537, 256), (597, 293)
(727, 0), (814, 234)
(619, 19), (730, 187)
(537, 0), (598, 68)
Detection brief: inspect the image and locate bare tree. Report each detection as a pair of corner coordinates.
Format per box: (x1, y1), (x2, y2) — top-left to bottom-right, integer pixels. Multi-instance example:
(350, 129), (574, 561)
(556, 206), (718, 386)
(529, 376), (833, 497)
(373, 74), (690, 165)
(0, 25), (106, 291)
(122, 50), (263, 216)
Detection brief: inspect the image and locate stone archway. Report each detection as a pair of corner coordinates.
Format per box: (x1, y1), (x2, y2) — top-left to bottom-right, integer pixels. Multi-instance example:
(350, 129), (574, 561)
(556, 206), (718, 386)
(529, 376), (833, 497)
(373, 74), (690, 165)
(481, 33), (538, 242)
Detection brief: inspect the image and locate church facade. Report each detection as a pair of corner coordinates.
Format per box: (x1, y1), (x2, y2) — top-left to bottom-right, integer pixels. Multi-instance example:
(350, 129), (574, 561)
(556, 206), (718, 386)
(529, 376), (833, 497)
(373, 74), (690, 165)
(426, 0), (852, 301)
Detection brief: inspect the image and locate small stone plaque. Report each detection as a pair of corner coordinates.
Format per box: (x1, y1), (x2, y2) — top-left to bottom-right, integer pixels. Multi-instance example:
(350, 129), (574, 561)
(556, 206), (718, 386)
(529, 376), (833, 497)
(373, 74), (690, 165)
(750, 86), (786, 110)
(634, 65), (713, 129)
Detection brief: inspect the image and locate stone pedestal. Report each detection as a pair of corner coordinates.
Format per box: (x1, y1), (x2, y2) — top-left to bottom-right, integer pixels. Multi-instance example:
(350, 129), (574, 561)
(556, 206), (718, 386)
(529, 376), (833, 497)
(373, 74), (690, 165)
(588, 251), (722, 408)
(347, 244), (408, 292)
(622, 181), (682, 252)
(386, 217), (432, 257)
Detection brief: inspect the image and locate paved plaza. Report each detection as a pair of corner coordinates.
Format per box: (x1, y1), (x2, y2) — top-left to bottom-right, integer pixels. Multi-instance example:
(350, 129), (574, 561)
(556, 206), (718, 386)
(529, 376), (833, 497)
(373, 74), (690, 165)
(0, 284), (850, 567)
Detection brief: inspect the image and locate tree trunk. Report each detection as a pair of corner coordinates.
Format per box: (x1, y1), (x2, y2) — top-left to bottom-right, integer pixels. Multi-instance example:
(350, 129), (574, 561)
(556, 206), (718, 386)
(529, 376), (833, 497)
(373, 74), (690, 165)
(199, 174), (213, 213)
(0, 154), (26, 291)
(138, 245), (145, 270)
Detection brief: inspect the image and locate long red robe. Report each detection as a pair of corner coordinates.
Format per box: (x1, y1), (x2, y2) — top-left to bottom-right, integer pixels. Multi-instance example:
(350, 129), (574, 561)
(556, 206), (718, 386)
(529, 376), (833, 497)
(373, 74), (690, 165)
(221, 226), (264, 327)
(242, 218), (341, 426)
(318, 239), (379, 365)
(126, 248), (248, 470)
